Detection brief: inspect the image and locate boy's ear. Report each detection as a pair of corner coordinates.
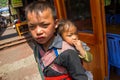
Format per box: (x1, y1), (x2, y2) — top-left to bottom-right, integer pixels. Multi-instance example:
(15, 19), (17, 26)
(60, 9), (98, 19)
(55, 19), (59, 28)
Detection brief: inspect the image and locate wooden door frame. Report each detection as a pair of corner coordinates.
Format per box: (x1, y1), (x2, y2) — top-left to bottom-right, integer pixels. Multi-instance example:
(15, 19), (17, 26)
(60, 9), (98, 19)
(54, 0), (67, 19)
(54, 0), (108, 79)
(90, 0), (108, 78)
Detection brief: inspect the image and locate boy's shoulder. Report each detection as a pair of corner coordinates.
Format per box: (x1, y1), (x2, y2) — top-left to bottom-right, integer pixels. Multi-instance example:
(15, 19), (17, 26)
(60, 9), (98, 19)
(63, 41), (74, 49)
(58, 41), (75, 53)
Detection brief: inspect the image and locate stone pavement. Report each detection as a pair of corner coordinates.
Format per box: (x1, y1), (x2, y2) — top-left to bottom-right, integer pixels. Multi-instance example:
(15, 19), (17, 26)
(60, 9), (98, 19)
(0, 27), (18, 40)
(0, 41), (42, 80)
(0, 26), (42, 80)
(0, 26), (32, 50)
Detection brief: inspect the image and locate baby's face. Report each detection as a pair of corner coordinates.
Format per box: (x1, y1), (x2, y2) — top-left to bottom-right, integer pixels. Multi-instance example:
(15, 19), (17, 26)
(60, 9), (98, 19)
(62, 26), (78, 46)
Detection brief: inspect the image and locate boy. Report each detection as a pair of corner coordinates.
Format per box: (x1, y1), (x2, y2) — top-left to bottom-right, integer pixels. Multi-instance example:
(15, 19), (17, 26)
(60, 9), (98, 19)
(25, 1), (87, 80)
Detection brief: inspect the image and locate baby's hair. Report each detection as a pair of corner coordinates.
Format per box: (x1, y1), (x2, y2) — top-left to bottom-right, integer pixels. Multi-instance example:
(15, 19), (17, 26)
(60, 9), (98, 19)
(57, 19), (78, 36)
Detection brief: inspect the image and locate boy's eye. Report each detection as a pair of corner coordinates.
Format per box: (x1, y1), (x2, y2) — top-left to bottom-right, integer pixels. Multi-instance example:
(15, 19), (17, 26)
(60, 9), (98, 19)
(28, 23), (50, 30)
(41, 23), (49, 28)
(28, 25), (35, 30)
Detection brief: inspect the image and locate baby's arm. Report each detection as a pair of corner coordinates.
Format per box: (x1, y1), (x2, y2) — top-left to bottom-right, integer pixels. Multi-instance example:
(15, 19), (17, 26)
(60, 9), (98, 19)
(79, 51), (93, 62)
(73, 40), (93, 62)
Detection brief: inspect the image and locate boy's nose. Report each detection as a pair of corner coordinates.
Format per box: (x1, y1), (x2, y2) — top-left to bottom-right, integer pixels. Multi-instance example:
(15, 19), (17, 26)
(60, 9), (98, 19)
(36, 26), (43, 35)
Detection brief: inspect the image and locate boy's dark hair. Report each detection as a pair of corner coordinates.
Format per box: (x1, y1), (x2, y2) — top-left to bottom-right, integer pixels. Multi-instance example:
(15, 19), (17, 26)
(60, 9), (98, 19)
(25, 1), (57, 20)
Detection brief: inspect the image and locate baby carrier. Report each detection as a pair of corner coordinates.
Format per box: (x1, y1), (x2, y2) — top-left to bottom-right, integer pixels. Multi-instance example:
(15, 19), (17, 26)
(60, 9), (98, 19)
(34, 41), (74, 80)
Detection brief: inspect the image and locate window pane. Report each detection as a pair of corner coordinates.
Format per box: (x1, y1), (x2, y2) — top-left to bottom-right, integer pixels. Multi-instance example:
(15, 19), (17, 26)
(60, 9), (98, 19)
(64, 0), (93, 33)
(105, 0), (120, 34)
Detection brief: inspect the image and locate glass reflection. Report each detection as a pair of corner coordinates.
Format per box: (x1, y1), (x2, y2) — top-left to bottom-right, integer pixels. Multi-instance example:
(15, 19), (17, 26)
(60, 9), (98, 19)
(64, 0), (93, 33)
(105, 0), (120, 34)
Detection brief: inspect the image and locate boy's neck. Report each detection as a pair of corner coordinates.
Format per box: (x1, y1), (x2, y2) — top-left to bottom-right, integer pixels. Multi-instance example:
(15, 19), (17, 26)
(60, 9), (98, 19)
(43, 35), (55, 51)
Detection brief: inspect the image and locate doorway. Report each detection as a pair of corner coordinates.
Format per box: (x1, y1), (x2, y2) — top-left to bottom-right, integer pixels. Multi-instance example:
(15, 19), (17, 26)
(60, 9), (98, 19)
(54, 0), (108, 80)
(105, 0), (120, 80)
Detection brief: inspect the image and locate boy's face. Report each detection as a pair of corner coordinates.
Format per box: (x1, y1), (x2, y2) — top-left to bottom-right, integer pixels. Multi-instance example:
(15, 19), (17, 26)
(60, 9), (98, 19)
(27, 9), (56, 45)
(62, 26), (78, 46)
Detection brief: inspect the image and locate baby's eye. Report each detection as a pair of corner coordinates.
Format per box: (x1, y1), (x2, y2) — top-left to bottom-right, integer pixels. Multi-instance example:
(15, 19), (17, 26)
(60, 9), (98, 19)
(67, 34), (72, 37)
(74, 32), (78, 35)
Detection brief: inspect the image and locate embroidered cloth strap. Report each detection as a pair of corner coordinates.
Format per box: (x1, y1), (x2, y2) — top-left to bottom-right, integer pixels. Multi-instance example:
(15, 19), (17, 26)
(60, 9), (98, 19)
(34, 46), (44, 80)
(39, 41), (74, 70)
(40, 49), (56, 70)
(50, 48), (67, 73)
(37, 41), (74, 78)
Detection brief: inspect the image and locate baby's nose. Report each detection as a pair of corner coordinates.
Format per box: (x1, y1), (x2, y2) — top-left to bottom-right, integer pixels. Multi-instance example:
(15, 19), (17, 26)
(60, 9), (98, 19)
(72, 35), (78, 40)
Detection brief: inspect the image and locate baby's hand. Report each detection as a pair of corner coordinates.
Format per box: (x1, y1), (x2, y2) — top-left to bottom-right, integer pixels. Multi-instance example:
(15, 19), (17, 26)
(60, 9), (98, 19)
(72, 40), (83, 51)
(72, 40), (86, 57)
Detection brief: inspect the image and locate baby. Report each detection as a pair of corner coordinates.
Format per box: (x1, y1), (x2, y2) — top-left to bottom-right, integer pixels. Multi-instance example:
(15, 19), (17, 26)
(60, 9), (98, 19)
(57, 19), (93, 62)
(57, 19), (93, 80)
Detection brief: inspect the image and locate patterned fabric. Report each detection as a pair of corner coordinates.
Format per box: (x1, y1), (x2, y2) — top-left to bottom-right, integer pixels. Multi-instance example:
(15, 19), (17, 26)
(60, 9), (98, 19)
(81, 41), (90, 51)
(45, 74), (71, 80)
(38, 41), (74, 73)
